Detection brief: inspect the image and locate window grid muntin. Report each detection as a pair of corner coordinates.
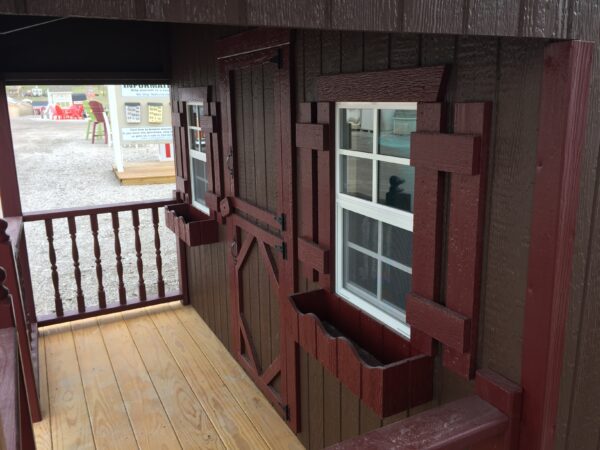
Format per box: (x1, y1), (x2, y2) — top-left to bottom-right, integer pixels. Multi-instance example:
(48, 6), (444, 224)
(335, 102), (416, 337)
(187, 102), (209, 214)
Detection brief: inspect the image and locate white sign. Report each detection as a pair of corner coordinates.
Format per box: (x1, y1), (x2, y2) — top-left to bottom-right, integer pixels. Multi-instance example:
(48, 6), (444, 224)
(121, 84), (170, 98)
(124, 103), (141, 123)
(122, 126), (173, 142)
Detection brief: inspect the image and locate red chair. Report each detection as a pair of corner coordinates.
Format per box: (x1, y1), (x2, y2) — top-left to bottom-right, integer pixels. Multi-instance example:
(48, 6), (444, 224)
(89, 101), (108, 144)
(51, 104), (66, 120)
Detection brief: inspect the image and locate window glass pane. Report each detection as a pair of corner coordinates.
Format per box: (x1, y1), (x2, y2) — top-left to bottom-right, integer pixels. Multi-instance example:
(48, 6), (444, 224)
(381, 263), (411, 311)
(382, 223), (412, 267)
(378, 162), (414, 212)
(344, 210), (378, 252)
(189, 129), (206, 153)
(187, 104), (203, 127)
(192, 158), (208, 205)
(345, 247), (378, 296)
(339, 108), (374, 153)
(378, 107), (416, 158)
(341, 155), (372, 201)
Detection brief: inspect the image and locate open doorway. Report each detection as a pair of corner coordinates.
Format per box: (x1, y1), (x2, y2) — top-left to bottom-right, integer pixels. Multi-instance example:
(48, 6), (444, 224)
(6, 83), (179, 317)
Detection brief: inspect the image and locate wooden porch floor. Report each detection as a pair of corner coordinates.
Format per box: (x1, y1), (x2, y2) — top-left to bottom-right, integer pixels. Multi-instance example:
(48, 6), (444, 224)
(32, 302), (303, 450)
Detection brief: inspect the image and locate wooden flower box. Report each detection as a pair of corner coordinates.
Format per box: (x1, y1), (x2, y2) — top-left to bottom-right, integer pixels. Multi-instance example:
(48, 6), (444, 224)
(287, 289), (433, 417)
(164, 203), (219, 246)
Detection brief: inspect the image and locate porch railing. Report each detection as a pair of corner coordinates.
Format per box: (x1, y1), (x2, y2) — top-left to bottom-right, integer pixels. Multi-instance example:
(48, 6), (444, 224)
(17, 198), (180, 326)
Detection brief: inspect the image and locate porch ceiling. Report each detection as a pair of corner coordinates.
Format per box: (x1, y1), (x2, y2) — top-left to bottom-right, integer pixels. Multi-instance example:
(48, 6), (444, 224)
(33, 302), (302, 449)
(0, 0), (586, 40)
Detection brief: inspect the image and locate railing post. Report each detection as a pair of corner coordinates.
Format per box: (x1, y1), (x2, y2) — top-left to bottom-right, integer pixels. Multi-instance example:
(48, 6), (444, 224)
(90, 214), (106, 308)
(44, 219), (63, 317)
(111, 212), (127, 304)
(131, 210), (147, 301)
(67, 217), (85, 313)
(152, 208), (165, 298)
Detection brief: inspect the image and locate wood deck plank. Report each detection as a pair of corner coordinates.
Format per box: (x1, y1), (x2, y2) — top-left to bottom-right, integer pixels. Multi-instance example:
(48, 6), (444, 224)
(33, 333), (52, 450)
(97, 314), (182, 450)
(71, 318), (137, 449)
(34, 304), (303, 450)
(146, 305), (270, 450)
(171, 303), (303, 450)
(43, 323), (95, 450)
(122, 309), (226, 449)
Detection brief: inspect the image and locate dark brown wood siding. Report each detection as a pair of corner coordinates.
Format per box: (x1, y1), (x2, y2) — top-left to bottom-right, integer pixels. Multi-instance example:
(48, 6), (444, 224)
(554, 5), (600, 449)
(169, 24), (600, 449)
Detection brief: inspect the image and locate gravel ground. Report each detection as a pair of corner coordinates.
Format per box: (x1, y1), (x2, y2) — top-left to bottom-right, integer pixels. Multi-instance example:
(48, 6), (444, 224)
(10, 116), (178, 316)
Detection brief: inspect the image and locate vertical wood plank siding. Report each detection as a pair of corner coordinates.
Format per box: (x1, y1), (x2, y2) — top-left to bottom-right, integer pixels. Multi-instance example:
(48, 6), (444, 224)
(168, 23), (600, 449)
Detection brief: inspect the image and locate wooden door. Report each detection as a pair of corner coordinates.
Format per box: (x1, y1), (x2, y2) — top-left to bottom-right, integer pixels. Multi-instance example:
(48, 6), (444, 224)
(217, 30), (295, 417)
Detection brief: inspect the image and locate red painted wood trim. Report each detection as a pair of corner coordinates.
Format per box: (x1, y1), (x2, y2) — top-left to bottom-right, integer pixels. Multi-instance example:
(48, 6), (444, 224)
(178, 86), (211, 103)
(23, 198), (177, 221)
(223, 197), (282, 230)
(230, 213), (282, 249)
(317, 65), (449, 102)
(411, 132), (481, 174)
(199, 115), (215, 132)
(0, 81), (23, 217)
(443, 102), (492, 379)
(315, 320), (337, 375)
(289, 290), (433, 417)
(297, 237), (329, 274)
(519, 41), (594, 450)
(337, 338), (362, 397)
(216, 28), (291, 59)
(164, 203), (219, 247)
(37, 293), (182, 326)
(327, 396), (508, 450)
(299, 313), (318, 357)
(476, 369), (522, 450)
(296, 123), (330, 151)
(409, 102), (445, 356)
(406, 293), (471, 353)
(0, 253), (41, 423)
(317, 102), (336, 291)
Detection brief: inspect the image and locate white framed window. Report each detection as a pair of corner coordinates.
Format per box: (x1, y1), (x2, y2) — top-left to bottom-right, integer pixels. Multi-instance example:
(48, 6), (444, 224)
(335, 102), (417, 338)
(187, 102), (210, 214)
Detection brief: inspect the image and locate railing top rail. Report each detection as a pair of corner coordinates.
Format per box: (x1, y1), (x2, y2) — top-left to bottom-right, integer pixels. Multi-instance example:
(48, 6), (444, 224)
(22, 198), (177, 222)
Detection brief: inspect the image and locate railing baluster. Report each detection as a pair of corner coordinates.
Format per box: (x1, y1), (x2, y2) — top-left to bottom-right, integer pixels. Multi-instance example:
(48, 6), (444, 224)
(131, 210), (146, 301)
(111, 212), (127, 304)
(67, 217), (85, 313)
(44, 219), (63, 317)
(152, 207), (165, 298)
(90, 214), (106, 308)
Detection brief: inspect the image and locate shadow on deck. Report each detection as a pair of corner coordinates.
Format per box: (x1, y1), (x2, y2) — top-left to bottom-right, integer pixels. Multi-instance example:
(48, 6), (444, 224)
(33, 302), (303, 449)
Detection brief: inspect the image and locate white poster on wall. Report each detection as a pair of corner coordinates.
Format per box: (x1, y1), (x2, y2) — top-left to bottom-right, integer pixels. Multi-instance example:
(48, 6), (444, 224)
(121, 84), (170, 97)
(122, 126), (173, 142)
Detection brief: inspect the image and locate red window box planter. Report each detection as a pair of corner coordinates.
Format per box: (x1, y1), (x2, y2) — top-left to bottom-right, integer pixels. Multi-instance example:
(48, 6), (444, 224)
(287, 289), (433, 417)
(164, 203), (219, 246)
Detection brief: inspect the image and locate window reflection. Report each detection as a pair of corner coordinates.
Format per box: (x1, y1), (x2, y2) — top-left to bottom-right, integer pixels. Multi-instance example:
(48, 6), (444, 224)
(339, 108), (374, 153)
(378, 162), (414, 213)
(341, 155), (372, 201)
(378, 109), (416, 158)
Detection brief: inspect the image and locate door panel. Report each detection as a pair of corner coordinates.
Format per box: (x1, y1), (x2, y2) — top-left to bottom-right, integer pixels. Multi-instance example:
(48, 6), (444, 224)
(218, 31), (294, 418)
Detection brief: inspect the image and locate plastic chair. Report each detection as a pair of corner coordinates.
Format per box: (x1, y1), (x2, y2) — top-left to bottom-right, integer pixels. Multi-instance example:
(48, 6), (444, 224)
(89, 101), (108, 144)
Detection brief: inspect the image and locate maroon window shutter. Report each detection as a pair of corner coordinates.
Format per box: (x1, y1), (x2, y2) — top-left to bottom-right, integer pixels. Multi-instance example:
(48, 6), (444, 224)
(295, 102), (334, 290)
(406, 101), (492, 379)
(171, 97), (189, 203)
(203, 101), (224, 218)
